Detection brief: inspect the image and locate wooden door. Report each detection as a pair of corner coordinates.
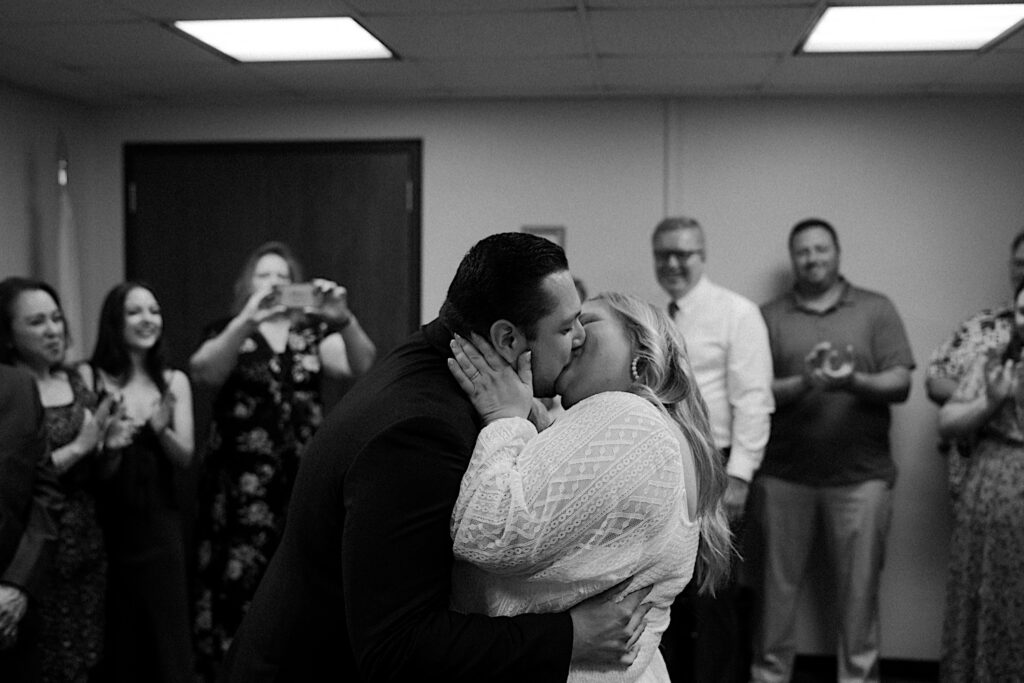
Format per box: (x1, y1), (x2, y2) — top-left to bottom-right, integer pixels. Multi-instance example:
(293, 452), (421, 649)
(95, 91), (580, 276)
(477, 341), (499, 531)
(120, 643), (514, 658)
(124, 141), (421, 544)
(124, 140), (421, 399)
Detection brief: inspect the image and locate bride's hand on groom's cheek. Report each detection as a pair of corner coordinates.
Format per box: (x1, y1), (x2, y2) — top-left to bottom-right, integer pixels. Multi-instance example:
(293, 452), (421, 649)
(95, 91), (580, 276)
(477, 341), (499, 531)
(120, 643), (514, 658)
(448, 333), (534, 424)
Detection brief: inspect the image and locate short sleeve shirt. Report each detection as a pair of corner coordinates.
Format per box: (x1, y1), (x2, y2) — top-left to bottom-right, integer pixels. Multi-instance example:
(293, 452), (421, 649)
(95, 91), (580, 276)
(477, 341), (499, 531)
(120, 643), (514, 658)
(760, 280), (915, 486)
(926, 306), (1012, 385)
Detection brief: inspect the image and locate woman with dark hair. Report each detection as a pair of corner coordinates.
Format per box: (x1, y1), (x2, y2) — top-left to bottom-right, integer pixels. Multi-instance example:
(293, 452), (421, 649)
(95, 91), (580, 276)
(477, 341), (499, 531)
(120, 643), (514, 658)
(88, 281), (194, 683)
(938, 278), (1024, 680)
(0, 276), (122, 683)
(189, 241), (377, 680)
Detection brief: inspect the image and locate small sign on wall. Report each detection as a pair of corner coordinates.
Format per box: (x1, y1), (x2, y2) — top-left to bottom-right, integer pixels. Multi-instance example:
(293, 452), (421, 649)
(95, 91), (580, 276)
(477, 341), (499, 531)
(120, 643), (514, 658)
(521, 225), (566, 249)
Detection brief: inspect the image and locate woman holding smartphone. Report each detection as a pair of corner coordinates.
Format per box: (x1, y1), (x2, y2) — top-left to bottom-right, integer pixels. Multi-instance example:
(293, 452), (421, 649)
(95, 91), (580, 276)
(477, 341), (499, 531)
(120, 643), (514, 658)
(189, 241), (376, 682)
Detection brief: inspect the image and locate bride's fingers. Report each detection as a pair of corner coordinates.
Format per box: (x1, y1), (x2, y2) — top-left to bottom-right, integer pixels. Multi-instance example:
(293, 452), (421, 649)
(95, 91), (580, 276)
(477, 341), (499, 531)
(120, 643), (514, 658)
(515, 350), (533, 385)
(450, 338), (488, 385)
(446, 358), (476, 394)
(452, 334), (491, 374)
(468, 332), (507, 371)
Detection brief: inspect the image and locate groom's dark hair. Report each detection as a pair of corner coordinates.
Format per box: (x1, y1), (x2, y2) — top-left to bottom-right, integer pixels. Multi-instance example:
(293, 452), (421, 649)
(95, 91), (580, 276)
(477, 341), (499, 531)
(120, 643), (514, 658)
(439, 232), (569, 340)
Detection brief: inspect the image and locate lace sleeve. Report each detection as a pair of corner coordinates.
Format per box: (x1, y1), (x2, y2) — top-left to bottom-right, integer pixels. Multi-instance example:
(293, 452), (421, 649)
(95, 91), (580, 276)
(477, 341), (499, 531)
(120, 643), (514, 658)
(450, 392), (685, 582)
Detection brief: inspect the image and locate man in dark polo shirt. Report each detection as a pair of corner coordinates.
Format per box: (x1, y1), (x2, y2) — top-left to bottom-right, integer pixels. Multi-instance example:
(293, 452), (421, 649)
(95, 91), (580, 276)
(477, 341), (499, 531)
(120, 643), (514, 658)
(750, 218), (914, 683)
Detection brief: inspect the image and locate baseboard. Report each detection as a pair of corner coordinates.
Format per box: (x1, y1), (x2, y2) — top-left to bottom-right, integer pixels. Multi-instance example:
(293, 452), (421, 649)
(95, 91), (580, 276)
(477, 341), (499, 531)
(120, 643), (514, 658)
(795, 654), (939, 680)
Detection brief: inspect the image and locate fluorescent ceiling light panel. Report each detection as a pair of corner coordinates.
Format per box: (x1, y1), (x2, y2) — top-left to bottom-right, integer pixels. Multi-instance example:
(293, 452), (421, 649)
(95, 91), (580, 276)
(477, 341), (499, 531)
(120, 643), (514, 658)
(174, 17), (392, 61)
(802, 4), (1024, 52)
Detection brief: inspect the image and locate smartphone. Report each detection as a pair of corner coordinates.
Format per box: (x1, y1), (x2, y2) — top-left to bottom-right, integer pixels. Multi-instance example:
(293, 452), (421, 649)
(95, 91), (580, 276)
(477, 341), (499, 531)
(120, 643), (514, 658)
(278, 283), (319, 309)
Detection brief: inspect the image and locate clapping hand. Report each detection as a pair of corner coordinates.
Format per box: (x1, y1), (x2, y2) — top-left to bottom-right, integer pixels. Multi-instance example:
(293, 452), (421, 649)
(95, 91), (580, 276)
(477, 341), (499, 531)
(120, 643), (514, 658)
(103, 397), (137, 450)
(805, 341), (855, 391)
(0, 585), (27, 650)
(149, 390), (177, 435)
(71, 395), (116, 454)
(984, 356), (1017, 406)
(448, 332), (534, 425)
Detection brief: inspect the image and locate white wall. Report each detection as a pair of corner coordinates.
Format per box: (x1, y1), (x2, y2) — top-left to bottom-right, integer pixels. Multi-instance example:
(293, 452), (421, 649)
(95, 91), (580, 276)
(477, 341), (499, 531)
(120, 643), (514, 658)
(5, 87), (1024, 661)
(0, 83), (97, 357)
(659, 96), (1024, 659)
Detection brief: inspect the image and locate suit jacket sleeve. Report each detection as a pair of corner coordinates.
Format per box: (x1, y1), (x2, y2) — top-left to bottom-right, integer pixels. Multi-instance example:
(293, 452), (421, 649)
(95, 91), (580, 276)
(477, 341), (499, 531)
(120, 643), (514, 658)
(0, 368), (62, 599)
(344, 415), (573, 682)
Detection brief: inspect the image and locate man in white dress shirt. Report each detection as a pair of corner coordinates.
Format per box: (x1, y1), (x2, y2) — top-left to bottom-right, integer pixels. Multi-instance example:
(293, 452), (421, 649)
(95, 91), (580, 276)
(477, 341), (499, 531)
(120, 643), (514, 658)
(651, 216), (774, 683)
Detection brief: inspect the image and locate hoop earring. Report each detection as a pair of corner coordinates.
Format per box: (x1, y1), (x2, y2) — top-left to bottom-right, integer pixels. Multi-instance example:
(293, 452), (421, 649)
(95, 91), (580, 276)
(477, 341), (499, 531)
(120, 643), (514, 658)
(630, 356), (642, 383)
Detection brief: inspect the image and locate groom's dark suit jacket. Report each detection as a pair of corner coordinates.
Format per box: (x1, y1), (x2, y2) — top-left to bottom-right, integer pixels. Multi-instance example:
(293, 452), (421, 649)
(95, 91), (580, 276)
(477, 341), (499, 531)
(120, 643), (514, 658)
(224, 319), (572, 682)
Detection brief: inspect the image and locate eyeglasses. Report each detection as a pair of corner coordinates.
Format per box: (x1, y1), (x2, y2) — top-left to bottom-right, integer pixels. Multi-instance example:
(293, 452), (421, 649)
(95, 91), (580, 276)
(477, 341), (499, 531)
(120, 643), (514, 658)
(654, 249), (704, 263)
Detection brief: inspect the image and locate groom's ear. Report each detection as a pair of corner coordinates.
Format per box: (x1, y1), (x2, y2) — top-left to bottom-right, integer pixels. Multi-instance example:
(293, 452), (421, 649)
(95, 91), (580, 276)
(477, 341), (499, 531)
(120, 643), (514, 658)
(488, 319), (525, 364)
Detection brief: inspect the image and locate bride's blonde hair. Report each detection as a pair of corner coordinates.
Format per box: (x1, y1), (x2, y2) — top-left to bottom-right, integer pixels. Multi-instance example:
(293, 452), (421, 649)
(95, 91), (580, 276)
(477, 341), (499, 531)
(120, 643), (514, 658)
(595, 291), (733, 594)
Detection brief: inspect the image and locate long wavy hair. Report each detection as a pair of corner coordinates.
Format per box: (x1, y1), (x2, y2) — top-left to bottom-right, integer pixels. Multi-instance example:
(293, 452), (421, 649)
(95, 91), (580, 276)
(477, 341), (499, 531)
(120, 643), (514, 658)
(90, 281), (169, 393)
(595, 291), (732, 594)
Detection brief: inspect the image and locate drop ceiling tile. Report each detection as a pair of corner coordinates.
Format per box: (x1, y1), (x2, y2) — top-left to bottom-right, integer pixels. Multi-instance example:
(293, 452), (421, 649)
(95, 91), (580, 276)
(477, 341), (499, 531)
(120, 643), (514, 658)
(361, 10), (585, 58)
(0, 21), (228, 67)
(252, 59), (444, 98)
(348, 0), (574, 14)
(589, 0), (816, 7)
(588, 7), (813, 55)
(600, 54), (773, 92)
(103, 62), (296, 102)
(114, 0), (355, 21)
(420, 56), (595, 90)
(1, 0), (136, 23)
(0, 48), (129, 104)
(992, 24), (1024, 51)
(767, 53), (972, 94)
(941, 52), (1024, 89)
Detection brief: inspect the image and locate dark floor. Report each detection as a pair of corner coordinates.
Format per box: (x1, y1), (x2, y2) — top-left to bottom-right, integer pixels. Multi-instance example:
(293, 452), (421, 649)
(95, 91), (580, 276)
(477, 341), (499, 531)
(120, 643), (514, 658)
(792, 655), (938, 682)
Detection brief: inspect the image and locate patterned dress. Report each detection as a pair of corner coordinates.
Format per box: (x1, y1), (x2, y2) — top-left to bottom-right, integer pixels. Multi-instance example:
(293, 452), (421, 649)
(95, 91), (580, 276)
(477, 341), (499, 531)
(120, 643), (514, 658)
(927, 306), (1013, 498)
(193, 316), (327, 681)
(450, 391), (699, 683)
(940, 347), (1024, 681)
(37, 369), (106, 683)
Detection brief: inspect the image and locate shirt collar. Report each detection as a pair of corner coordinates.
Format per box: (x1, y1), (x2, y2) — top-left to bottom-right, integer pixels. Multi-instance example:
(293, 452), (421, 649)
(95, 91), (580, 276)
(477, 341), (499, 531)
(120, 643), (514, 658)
(670, 275), (711, 316)
(422, 317), (455, 355)
(785, 276), (853, 314)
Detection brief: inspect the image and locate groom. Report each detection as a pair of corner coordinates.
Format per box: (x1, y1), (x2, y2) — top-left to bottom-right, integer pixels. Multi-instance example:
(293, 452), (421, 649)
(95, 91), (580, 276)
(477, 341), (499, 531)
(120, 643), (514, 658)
(225, 233), (650, 682)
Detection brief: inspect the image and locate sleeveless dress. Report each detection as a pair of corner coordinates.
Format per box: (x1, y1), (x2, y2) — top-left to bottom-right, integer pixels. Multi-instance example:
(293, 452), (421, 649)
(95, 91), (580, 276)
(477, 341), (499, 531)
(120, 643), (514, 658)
(450, 391), (700, 683)
(193, 316), (328, 680)
(95, 369), (193, 683)
(37, 369), (106, 683)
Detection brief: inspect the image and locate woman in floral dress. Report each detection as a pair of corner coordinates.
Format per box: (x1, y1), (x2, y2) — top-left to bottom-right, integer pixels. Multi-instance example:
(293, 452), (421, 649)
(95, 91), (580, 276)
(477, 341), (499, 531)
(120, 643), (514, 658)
(190, 242), (376, 681)
(938, 278), (1024, 680)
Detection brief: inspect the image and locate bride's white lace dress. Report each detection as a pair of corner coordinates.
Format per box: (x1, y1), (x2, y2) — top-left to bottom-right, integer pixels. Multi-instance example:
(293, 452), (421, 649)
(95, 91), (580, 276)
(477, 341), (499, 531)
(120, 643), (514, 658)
(450, 391), (699, 682)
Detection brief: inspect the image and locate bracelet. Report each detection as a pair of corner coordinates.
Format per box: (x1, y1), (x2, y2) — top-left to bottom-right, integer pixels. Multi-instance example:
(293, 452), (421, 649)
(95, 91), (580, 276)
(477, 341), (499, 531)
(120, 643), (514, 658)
(328, 317), (352, 334)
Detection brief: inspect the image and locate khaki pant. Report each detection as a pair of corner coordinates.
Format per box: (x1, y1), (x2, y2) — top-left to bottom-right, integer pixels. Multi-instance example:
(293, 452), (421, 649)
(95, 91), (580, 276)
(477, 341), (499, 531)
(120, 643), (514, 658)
(748, 476), (893, 683)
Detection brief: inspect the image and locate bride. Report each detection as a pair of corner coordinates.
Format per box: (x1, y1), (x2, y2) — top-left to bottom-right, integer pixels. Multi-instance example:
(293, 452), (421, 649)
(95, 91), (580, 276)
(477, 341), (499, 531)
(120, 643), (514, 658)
(447, 291), (732, 682)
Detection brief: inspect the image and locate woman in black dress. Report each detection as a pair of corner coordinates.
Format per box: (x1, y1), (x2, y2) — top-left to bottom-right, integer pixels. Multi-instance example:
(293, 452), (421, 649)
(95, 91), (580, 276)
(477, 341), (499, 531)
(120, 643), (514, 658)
(89, 281), (195, 683)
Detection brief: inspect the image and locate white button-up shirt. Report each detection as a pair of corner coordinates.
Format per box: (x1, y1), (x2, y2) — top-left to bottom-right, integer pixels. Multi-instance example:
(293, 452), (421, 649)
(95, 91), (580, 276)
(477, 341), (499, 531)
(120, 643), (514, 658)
(670, 276), (775, 482)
